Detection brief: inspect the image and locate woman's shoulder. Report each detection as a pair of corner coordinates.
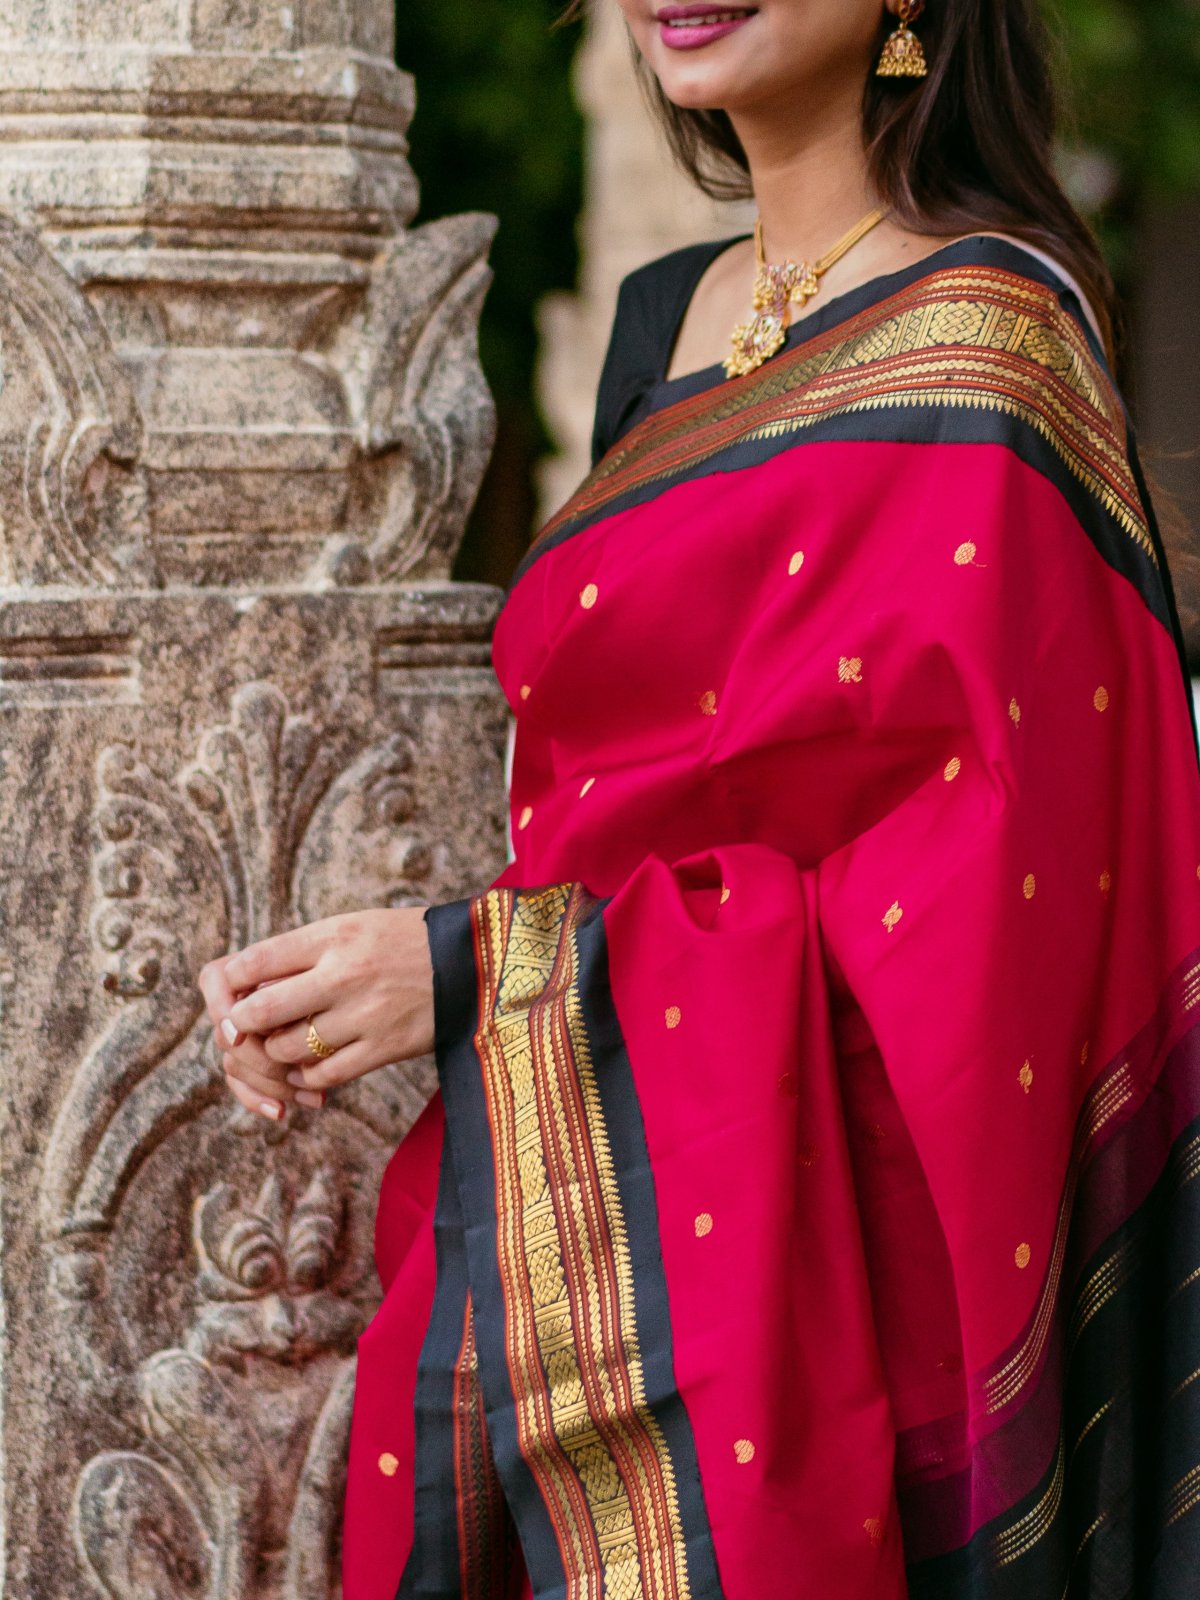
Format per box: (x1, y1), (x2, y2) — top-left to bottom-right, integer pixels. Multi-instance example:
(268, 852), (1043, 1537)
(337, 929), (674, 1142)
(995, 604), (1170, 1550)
(846, 234), (1123, 436)
(591, 235), (746, 465)
(882, 234), (1109, 376)
(614, 235), (747, 331)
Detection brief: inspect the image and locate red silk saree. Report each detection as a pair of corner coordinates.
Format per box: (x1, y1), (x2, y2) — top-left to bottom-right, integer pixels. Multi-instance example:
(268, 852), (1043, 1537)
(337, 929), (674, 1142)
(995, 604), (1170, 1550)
(343, 239), (1200, 1599)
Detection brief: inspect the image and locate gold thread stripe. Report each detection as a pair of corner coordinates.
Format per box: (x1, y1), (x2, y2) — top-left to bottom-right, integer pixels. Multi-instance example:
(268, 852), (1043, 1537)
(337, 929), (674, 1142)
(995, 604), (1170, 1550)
(1170, 1264), (1200, 1304)
(472, 885), (693, 1599)
(1171, 1366), (1200, 1404)
(1173, 1134), (1200, 1189)
(985, 1055), (1136, 1415)
(1068, 1398), (1114, 1465)
(1073, 1513), (1108, 1562)
(993, 1438), (1065, 1566)
(1065, 1241), (1137, 1358)
(1166, 1464), (1200, 1528)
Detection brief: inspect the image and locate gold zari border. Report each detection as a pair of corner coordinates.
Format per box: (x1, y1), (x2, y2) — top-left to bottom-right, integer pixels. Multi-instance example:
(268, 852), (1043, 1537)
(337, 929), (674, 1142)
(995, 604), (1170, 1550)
(537, 265), (1150, 564)
(471, 884), (693, 1600)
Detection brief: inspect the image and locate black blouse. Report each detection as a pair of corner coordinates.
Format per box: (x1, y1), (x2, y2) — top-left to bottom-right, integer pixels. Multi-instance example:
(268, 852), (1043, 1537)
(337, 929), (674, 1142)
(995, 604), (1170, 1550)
(589, 237), (745, 467)
(589, 231), (1106, 471)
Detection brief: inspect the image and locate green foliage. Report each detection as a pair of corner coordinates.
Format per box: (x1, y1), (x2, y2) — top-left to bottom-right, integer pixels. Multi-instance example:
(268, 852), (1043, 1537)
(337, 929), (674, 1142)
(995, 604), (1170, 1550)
(397, 4), (582, 404)
(1048, 0), (1200, 197)
(396, 3), (583, 584)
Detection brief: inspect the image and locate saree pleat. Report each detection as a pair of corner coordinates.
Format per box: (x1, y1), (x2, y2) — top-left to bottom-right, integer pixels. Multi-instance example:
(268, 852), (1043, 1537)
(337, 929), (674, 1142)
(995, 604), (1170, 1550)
(344, 238), (1200, 1600)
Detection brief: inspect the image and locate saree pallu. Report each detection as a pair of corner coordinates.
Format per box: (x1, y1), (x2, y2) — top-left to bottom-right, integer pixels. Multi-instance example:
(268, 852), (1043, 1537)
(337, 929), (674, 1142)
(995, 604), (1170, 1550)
(343, 243), (1200, 1599)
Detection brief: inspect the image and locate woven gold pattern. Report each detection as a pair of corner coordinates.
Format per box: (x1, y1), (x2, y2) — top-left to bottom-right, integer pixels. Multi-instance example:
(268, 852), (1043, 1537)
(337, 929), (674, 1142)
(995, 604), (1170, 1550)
(535, 266), (1149, 568)
(470, 885), (693, 1599)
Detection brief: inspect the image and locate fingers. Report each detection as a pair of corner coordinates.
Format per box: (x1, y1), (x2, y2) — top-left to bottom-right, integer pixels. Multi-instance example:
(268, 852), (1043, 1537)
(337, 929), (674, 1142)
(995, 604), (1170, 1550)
(223, 1059), (288, 1122)
(223, 923), (330, 994)
(199, 957), (245, 1048)
(284, 1035), (376, 1093)
(265, 1017), (350, 1068)
(228, 970), (332, 1038)
(220, 1027), (287, 1085)
(222, 1054), (326, 1118)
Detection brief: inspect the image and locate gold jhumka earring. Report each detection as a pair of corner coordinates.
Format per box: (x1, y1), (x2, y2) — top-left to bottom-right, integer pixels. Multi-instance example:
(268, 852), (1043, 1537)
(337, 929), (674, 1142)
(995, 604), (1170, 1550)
(877, 0), (928, 78)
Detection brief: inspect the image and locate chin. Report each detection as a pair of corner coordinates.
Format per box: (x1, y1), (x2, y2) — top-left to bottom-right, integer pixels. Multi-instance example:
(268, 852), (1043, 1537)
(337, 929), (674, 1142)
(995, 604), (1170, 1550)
(645, 51), (762, 114)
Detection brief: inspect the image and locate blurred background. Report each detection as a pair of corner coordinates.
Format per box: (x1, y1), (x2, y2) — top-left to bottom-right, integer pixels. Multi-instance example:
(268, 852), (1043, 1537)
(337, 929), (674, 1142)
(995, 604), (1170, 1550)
(397, 1), (1200, 650)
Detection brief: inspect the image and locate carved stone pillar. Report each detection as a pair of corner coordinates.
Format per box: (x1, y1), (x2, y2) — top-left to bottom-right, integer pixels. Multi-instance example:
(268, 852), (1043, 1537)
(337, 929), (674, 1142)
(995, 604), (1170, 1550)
(0, 5), (505, 1596)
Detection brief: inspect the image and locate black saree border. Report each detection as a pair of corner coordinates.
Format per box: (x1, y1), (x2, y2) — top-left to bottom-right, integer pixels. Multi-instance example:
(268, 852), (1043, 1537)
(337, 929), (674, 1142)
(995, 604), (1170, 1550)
(905, 1101), (1200, 1598)
(900, 946), (1200, 1597)
(425, 885), (725, 1600)
(399, 964), (521, 1600)
(511, 240), (1181, 650)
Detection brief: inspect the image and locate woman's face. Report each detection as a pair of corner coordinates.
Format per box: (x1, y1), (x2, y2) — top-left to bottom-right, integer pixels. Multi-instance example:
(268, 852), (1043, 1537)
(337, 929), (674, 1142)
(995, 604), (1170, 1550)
(612, 0), (888, 117)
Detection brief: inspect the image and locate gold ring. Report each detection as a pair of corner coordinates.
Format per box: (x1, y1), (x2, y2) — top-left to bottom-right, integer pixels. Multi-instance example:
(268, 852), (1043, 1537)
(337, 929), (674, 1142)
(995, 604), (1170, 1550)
(305, 1018), (336, 1061)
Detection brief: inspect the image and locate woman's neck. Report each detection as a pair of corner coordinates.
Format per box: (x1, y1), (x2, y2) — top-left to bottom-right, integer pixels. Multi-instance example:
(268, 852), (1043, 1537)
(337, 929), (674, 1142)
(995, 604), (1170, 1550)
(728, 82), (879, 262)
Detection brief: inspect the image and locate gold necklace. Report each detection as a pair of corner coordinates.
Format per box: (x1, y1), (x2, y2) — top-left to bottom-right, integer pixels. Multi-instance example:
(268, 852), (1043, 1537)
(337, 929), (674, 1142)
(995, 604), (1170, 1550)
(724, 206), (888, 379)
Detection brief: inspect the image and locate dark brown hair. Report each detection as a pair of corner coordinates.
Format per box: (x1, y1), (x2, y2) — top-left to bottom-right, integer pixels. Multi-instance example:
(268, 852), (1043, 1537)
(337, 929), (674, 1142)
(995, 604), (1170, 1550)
(567, 1), (1119, 365)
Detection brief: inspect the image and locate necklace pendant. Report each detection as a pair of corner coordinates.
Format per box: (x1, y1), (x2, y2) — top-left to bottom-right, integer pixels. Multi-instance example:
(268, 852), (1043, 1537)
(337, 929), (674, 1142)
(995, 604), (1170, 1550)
(726, 206), (889, 380)
(724, 308), (789, 379)
(789, 265), (820, 305)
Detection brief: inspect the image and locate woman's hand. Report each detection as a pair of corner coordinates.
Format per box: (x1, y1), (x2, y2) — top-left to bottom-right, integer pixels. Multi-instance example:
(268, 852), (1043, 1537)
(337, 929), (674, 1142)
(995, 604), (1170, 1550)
(198, 907), (435, 1122)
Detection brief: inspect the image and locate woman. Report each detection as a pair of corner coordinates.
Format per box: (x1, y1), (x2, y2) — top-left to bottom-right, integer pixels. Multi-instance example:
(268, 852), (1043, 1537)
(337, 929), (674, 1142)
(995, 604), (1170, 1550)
(200, 1), (1200, 1595)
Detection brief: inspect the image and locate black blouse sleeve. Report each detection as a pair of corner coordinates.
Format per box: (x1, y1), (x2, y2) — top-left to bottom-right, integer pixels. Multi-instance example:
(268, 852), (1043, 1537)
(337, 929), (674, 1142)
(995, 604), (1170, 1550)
(590, 237), (745, 467)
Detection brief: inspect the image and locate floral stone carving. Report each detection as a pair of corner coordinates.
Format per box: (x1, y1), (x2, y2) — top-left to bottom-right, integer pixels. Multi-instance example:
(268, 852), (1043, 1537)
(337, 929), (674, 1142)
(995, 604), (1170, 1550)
(41, 679), (449, 1598)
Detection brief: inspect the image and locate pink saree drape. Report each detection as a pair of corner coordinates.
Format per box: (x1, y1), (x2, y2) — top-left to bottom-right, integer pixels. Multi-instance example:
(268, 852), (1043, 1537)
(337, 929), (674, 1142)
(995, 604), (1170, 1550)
(343, 240), (1200, 1599)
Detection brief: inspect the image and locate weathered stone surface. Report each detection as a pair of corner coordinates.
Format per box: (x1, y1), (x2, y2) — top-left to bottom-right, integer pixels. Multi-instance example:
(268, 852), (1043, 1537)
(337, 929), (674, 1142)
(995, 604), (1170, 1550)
(0, 2), (505, 1594)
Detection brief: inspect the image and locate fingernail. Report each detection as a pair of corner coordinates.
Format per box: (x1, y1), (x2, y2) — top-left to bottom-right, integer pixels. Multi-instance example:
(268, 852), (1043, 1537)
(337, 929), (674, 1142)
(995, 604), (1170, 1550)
(221, 1018), (240, 1046)
(286, 1072), (305, 1087)
(295, 1089), (324, 1109)
(258, 1099), (284, 1120)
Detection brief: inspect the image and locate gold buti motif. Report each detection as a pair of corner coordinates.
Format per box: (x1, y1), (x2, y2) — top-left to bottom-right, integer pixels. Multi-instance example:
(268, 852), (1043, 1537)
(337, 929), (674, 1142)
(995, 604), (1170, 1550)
(697, 688), (718, 716)
(665, 1005), (682, 1030)
(579, 777), (595, 797)
(517, 806), (533, 831)
(694, 1213), (714, 1238)
(882, 901), (904, 934)
(733, 1438), (756, 1464)
(1019, 1060), (1034, 1094)
(944, 756), (962, 782)
(579, 582), (598, 609)
(1081, 1040), (1090, 1066)
(838, 655), (864, 684)
(1015, 1242), (1032, 1270)
(1023, 873), (1037, 900)
(378, 1452), (399, 1477)
(1094, 685), (1110, 712)
(1099, 869), (1112, 895)
(954, 541), (978, 566)
(719, 882), (730, 904)
(788, 550), (805, 575)
(864, 1517), (886, 1546)
(519, 683), (531, 700)
(1009, 698), (1022, 727)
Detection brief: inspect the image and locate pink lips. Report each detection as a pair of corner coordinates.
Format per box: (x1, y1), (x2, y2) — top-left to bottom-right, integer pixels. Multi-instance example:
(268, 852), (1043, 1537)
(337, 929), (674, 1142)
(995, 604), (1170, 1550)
(656, 3), (758, 50)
